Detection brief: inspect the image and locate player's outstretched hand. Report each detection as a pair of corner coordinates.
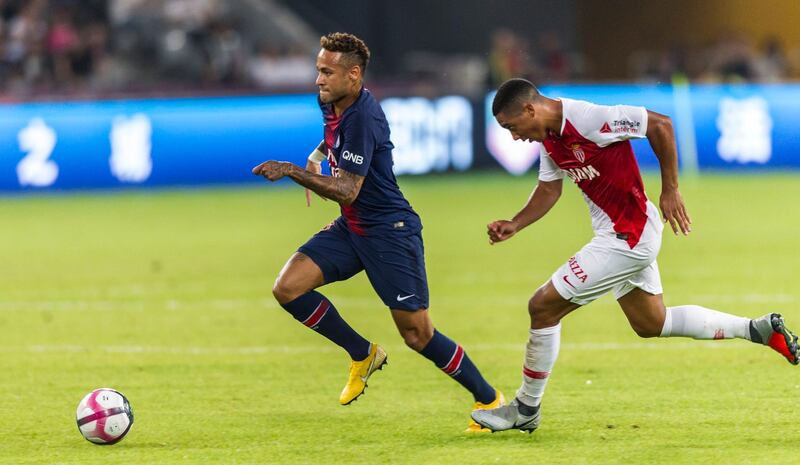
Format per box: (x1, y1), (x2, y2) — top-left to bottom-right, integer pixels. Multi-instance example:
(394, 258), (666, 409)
(252, 160), (291, 181)
(487, 220), (519, 245)
(659, 188), (692, 235)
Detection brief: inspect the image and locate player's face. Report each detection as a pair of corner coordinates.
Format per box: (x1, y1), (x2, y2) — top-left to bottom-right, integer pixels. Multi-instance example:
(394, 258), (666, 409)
(496, 103), (546, 142)
(316, 49), (360, 104)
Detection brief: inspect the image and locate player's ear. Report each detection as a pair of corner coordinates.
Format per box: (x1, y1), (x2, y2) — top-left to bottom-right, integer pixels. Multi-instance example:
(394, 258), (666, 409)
(348, 64), (362, 82)
(523, 102), (536, 119)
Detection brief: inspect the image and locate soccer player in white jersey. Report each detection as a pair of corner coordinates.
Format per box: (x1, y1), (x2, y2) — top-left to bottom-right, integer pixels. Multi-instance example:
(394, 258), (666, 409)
(470, 78), (799, 433)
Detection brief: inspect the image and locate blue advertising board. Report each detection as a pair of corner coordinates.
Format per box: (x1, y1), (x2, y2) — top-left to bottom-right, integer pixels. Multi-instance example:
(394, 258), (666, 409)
(0, 84), (797, 192)
(0, 94), (320, 191)
(0, 93), (474, 192)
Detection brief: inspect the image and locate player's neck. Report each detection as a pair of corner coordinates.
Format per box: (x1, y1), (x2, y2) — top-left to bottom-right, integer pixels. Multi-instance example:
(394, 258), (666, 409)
(333, 85), (362, 116)
(541, 98), (564, 135)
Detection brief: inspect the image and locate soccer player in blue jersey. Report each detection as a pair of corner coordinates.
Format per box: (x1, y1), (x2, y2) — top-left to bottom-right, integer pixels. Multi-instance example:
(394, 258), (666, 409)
(252, 32), (503, 431)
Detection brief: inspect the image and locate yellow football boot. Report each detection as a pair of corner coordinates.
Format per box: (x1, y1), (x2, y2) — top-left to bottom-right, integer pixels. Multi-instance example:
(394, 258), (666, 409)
(466, 389), (506, 432)
(339, 344), (388, 405)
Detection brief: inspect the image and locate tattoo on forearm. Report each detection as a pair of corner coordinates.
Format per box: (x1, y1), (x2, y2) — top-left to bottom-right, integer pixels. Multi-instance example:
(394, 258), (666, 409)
(288, 167), (363, 204)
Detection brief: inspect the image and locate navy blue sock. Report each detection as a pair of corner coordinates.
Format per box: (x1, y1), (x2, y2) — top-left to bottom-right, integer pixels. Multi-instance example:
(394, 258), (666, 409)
(419, 329), (496, 404)
(281, 291), (371, 361)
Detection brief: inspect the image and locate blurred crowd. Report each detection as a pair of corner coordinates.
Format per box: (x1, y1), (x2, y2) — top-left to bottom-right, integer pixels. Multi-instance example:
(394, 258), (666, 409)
(0, 0), (108, 94)
(488, 29), (795, 88)
(631, 32), (794, 84)
(487, 28), (587, 87)
(0, 0), (317, 98)
(0, 1), (796, 99)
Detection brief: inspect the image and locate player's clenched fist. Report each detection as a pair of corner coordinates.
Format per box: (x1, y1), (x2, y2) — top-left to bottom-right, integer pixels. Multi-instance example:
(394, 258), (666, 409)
(487, 220), (519, 245)
(252, 160), (292, 181)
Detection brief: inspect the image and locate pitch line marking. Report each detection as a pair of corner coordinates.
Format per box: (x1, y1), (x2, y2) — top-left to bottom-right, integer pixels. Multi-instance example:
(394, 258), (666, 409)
(0, 341), (754, 355)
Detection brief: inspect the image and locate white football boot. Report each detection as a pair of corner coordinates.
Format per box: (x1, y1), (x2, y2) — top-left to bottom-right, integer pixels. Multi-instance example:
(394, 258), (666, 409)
(470, 397), (540, 433)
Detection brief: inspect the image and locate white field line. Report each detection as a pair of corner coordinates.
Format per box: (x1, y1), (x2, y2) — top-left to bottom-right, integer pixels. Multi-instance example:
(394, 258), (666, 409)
(0, 298), (280, 312)
(0, 293), (794, 312)
(0, 341), (753, 355)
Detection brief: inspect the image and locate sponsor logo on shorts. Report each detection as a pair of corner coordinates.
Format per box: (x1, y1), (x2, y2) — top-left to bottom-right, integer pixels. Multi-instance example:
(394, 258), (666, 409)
(568, 256), (588, 283)
(342, 150), (364, 165)
(562, 275), (576, 288)
(396, 294), (416, 302)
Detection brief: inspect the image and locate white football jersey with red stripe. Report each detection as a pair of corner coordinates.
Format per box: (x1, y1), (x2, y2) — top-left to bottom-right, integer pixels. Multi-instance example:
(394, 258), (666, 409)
(539, 98), (662, 248)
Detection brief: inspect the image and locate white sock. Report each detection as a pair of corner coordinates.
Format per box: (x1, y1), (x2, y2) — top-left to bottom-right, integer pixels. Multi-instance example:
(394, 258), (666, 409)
(660, 305), (750, 340)
(516, 323), (561, 407)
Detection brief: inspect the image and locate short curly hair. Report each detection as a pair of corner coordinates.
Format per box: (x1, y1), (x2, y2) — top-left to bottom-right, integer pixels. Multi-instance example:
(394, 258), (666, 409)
(320, 32), (370, 73)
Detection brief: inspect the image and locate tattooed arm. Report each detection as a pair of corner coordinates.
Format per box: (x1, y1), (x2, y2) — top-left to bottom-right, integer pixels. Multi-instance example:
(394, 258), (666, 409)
(252, 160), (364, 206)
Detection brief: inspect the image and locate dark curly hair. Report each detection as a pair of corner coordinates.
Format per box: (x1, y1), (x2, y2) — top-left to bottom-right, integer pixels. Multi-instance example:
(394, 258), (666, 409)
(320, 32), (371, 73)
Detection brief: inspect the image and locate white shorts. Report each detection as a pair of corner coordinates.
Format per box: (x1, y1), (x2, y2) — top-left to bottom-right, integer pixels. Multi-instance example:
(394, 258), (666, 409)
(550, 231), (663, 306)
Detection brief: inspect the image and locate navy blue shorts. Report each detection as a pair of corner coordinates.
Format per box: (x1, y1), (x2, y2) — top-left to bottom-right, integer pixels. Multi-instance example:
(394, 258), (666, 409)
(298, 218), (429, 311)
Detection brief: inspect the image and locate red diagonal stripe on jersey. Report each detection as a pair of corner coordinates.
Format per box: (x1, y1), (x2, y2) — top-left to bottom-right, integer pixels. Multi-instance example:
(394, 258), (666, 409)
(442, 345), (465, 375)
(302, 300), (330, 328)
(523, 366), (549, 379)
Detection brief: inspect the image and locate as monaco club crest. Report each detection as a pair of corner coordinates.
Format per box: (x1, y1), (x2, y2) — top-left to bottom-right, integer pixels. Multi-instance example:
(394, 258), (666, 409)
(571, 144), (585, 163)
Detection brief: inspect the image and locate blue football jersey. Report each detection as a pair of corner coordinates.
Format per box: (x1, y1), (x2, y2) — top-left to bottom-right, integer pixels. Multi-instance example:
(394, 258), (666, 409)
(320, 88), (421, 236)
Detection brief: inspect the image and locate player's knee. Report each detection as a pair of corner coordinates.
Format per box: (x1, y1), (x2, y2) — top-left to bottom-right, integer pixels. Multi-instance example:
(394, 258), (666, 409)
(400, 326), (433, 352)
(272, 277), (301, 306)
(528, 292), (560, 327)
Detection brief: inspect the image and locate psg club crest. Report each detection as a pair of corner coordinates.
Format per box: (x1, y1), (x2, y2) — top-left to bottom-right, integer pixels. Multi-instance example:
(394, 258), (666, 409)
(571, 144), (585, 163)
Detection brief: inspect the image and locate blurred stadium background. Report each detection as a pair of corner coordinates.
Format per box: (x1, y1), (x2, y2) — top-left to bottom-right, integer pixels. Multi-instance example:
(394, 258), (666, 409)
(1, 0), (799, 188)
(1, 1), (799, 464)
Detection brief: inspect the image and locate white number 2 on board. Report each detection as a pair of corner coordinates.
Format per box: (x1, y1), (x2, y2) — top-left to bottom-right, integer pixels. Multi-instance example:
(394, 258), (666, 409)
(17, 118), (58, 187)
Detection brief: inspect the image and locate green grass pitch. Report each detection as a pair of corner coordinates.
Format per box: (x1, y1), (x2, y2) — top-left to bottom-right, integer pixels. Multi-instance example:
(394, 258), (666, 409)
(0, 172), (797, 465)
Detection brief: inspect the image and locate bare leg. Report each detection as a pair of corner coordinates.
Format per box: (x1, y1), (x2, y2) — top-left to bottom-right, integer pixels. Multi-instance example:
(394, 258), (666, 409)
(272, 252), (325, 305)
(616, 288), (667, 338)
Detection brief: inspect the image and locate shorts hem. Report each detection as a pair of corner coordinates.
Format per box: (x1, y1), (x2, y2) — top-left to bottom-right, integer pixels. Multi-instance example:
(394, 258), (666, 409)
(551, 275), (598, 306)
(613, 282), (663, 300)
(297, 246), (338, 284)
(386, 303), (429, 312)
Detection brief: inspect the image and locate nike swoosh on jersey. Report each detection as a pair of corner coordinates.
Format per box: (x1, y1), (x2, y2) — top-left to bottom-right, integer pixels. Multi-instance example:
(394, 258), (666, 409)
(396, 294), (416, 302)
(562, 275), (576, 289)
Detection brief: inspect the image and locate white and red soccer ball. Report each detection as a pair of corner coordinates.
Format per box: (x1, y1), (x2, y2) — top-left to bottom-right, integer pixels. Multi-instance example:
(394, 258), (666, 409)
(76, 388), (134, 445)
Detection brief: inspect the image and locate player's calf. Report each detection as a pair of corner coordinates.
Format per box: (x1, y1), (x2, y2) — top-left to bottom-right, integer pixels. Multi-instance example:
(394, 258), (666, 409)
(628, 319), (663, 338)
(417, 329), (498, 404)
(280, 290), (371, 361)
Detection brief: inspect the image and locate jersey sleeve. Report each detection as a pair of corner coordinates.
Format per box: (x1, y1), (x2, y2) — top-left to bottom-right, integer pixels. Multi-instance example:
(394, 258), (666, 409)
(566, 100), (648, 147)
(538, 144), (565, 182)
(338, 110), (375, 177)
